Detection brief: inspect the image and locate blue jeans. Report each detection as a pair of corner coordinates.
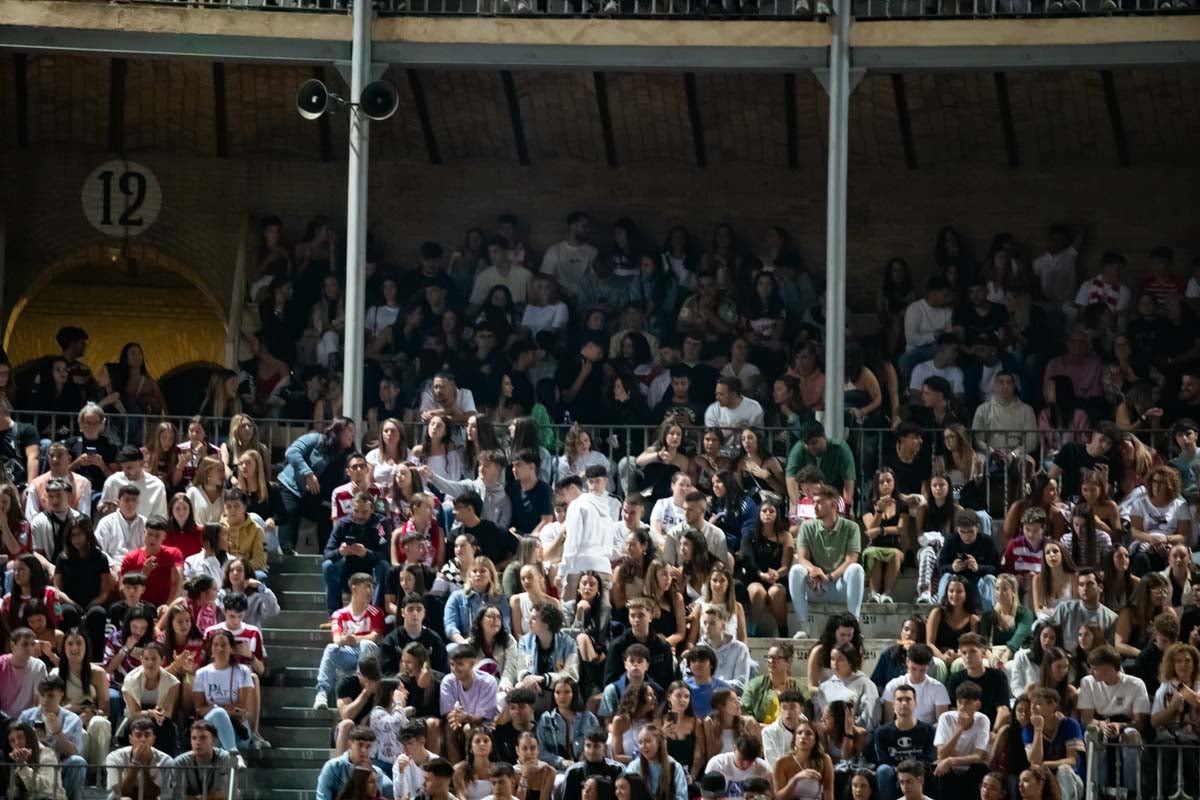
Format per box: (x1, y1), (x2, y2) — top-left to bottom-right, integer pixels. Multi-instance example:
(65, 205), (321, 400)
(108, 687), (126, 731)
(787, 563), (865, 632)
(205, 706), (251, 752)
(322, 559), (390, 613)
(1091, 727), (1140, 797)
(937, 572), (997, 612)
(317, 641), (380, 693)
(59, 754), (86, 800)
(876, 764), (899, 800)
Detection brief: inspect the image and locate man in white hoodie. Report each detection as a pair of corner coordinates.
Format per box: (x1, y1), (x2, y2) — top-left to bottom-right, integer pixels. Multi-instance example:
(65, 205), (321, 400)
(556, 476), (614, 597)
(970, 371), (1039, 458)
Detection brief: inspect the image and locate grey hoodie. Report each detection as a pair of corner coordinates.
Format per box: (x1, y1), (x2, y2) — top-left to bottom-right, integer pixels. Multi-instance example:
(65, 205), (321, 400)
(426, 472), (513, 531)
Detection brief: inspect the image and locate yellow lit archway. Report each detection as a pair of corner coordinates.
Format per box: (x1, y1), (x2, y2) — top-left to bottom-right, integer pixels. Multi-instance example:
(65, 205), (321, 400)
(4, 242), (227, 381)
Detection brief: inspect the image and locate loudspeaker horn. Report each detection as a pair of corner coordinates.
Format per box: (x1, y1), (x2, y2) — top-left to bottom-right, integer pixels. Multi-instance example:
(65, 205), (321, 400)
(297, 78), (333, 121)
(360, 80), (399, 121)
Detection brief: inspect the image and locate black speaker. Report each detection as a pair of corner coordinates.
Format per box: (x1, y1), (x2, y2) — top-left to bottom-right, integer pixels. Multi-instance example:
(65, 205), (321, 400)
(297, 78), (332, 121)
(360, 80), (399, 121)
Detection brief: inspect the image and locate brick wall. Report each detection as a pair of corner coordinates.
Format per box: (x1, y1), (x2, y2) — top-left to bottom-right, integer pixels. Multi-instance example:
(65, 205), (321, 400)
(3, 55), (1198, 328)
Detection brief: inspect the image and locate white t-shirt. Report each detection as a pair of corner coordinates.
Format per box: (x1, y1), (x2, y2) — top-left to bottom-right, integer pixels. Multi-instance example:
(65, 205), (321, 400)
(649, 499), (686, 547)
(1127, 494), (1190, 544)
(419, 387), (477, 415)
(521, 303), (569, 336)
(933, 710), (990, 771)
(1187, 277), (1200, 300)
(541, 240), (599, 291)
(194, 663), (254, 706)
(704, 397), (765, 452)
(884, 675), (951, 726)
(909, 360), (965, 395)
(365, 304), (402, 336)
(1077, 674), (1150, 719)
(101, 472), (168, 519)
(1033, 246), (1078, 305)
(703, 753), (772, 796)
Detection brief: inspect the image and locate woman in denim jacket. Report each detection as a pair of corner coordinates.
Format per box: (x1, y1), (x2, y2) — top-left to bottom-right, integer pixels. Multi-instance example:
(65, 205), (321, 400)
(536, 676), (600, 769)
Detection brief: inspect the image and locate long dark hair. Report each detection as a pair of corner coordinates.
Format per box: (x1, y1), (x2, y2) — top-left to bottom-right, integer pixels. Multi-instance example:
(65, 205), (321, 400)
(58, 628), (95, 700)
(1027, 622), (1062, 667)
(1068, 503), (1100, 570)
(162, 604), (203, 653)
(814, 613), (864, 669)
(940, 575), (978, 616)
(110, 342), (156, 389)
(336, 766), (379, 800)
(621, 529), (657, 579)
(62, 519), (100, 560)
(1046, 375), (1080, 429)
(469, 605), (512, 651)
(882, 257), (913, 300)
(1102, 545), (1136, 609)
(9, 553), (49, 630)
(323, 416), (356, 457)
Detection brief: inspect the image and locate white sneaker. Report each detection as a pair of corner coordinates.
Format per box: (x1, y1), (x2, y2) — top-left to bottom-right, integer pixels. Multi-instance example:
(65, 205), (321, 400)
(792, 630), (810, 640)
(1064, 0), (1080, 9)
(313, 689), (328, 709)
(815, 0), (830, 11)
(515, 0), (531, 9)
(868, 591), (883, 603)
(916, 591), (935, 605)
(793, 0), (811, 13)
(602, 0), (617, 10)
(1047, 0), (1063, 8)
(880, 593), (895, 604)
(1100, 0), (1116, 9)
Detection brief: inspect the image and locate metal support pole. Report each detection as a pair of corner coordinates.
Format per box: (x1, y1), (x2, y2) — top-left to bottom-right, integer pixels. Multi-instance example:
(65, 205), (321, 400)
(821, 0), (851, 440)
(343, 0), (372, 443)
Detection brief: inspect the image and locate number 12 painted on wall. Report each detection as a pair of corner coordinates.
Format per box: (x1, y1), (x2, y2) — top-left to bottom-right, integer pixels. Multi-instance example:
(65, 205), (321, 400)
(97, 169), (148, 227)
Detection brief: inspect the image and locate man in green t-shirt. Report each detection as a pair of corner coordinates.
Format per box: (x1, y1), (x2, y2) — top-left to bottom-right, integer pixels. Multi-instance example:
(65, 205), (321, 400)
(785, 421), (856, 511)
(787, 484), (864, 639)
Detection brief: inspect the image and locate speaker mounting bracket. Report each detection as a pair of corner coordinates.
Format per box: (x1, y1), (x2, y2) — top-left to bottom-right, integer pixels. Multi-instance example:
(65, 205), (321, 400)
(335, 61), (389, 87)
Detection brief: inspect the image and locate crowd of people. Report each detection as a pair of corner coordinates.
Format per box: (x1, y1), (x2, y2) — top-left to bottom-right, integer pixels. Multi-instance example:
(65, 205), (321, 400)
(1, 212), (1199, 800)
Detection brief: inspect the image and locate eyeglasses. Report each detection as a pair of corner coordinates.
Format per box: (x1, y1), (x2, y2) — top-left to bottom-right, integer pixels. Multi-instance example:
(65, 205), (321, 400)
(766, 654), (790, 662)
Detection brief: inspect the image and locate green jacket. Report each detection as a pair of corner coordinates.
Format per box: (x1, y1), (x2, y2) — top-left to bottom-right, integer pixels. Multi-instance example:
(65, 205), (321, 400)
(741, 674), (803, 724)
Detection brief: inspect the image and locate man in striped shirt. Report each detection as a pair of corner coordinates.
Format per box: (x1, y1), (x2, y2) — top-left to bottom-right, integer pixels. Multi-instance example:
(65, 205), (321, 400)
(1001, 506), (1047, 593)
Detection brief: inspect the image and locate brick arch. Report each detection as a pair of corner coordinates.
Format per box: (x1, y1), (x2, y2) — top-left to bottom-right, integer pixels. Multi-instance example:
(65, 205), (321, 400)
(2, 241), (229, 381)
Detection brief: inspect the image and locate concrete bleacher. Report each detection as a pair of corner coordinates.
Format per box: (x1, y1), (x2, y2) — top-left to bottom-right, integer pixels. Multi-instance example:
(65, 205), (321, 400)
(251, 554), (919, 799)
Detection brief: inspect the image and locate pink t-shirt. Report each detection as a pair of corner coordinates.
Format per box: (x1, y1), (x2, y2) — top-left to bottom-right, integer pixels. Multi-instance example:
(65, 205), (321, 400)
(0, 654), (48, 716)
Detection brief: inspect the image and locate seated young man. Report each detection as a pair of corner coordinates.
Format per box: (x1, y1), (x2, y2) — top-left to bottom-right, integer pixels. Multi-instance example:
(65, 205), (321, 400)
(315, 725), (394, 800)
(945, 633), (1010, 727)
(681, 645), (733, 718)
(1023, 687), (1085, 800)
(932, 681), (989, 798)
(18, 675), (88, 800)
(120, 516), (183, 609)
(936, 510), (999, 612)
(704, 734), (772, 796)
(787, 484), (865, 639)
(558, 728), (624, 800)
(1077, 645), (1150, 798)
(104, 717), (175, 800)
(873, 684), (935, 800)
(314, 572), (385, 710)
(322, 493), (390, 614)
(596, 644), (664, 719)
(601, 598), (674, 696)
(882, 644), (950, 726)
(685, 606), (751, 693)
(439, 644), (498, 763)
(381, 592), (450, 675)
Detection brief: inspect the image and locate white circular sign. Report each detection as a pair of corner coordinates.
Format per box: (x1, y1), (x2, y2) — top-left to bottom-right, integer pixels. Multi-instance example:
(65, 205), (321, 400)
(81, 160), (162, 237)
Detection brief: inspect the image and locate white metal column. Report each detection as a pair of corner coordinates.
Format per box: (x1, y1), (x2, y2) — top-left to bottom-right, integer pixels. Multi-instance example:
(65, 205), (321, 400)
(342, 0), (372, 441)
(821, 0), (854, 440)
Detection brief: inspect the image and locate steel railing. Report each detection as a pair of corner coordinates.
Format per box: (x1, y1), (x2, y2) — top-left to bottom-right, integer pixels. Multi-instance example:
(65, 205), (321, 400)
(97, 0), (1200, 15)
(1083, 727), (1200, 800)
(13, 407), (1065, 512)
(0, 758), (241, 800)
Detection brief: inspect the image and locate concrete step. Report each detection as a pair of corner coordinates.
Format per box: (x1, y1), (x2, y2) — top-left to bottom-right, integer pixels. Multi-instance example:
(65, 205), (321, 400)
(264, 628), (333, 645)
(243, 790), (317, 800)
(270, 610), (340, 629)
(271, 572), (326, 594)
(259, 686), (338, 707)
(253, 746), (337, 768)
(263, 705), (342, 723)
(792, 600), (928, 639)
(260, 725), (335, 749)
(240, 767), (325, 791)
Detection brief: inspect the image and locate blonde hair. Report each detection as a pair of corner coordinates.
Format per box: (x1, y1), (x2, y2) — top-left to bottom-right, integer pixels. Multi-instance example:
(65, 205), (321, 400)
(191, 456), (224, 489)
(469, 556), (501, 598)
(227, 414), (261, 462)
(235, 449), (269, 505)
